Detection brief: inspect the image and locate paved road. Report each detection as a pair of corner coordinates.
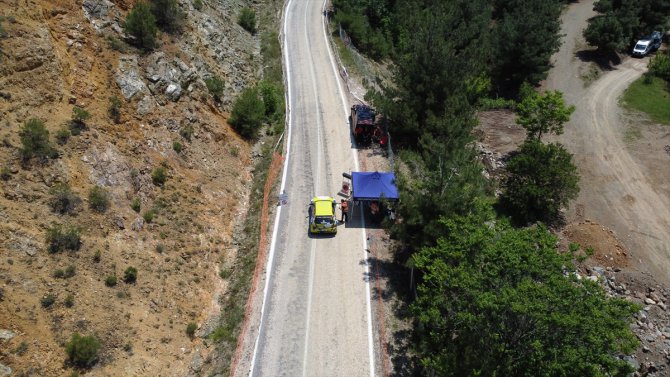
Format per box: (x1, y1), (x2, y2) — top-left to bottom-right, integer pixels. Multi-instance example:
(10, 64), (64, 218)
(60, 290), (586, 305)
(245, 0), (375, 376)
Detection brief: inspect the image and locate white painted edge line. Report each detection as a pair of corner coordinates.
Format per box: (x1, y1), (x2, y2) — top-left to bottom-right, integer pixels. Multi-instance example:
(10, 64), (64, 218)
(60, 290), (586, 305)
(320, 1), (376, 377)
(248, 0), (295, 373)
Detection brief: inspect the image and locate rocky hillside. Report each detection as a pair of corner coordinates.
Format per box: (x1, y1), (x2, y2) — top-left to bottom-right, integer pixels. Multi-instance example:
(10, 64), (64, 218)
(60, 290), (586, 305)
(0, 0), (267, 375)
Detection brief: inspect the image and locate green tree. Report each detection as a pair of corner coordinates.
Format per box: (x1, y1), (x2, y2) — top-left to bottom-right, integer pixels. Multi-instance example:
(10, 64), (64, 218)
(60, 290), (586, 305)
(70, 106), (90, 135)
(412, 211), (639, 376)
(259, 81), (284, 121)
(89, 185), (111, 213)
(49, 183), (81, 215)
(583, 14), (628, 53)
(491, 0), (563, 90)
(238, 7), (256, 34)
(19, 118), (57, 161)
(123, 267), (138, 284)
(515, 85), (575, 141)
(205, 75), (225, 102)
(46, 223), (82, 253)
(65, 333), (101, 368)
(124, 2), (158, 50)
(229, 86), (265, 139)
(152, 0), (185, 34)
(501, 140), (580, 223)
(152, 166), (167, 186)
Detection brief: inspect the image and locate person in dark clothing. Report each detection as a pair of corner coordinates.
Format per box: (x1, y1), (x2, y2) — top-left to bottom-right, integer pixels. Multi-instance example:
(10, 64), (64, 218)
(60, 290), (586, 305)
(340, 199), (349, 222)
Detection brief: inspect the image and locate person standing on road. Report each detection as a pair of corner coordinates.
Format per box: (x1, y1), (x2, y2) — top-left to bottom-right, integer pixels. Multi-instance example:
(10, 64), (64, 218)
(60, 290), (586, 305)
(340, 199), (349, 223)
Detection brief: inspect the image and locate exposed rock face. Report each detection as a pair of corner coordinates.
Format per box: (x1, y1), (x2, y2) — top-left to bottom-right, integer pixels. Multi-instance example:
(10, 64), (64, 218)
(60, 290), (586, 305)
(116, 55), (149, 100)
(82, 143), (131, 187)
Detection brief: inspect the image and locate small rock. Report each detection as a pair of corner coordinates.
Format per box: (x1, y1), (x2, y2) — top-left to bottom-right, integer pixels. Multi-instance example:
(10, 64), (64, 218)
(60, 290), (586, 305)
(131, 217), (144, 231)
(0, 363), (12, 377)
(645, 298), (656, 305)
(113, 216), (125, 230)
(0, 329), (16, 341)
(643, 345), (651, 353)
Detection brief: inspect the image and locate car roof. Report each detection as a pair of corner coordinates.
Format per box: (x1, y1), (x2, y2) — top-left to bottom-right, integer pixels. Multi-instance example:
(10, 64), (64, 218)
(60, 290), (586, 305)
(312, 197), (334, 216)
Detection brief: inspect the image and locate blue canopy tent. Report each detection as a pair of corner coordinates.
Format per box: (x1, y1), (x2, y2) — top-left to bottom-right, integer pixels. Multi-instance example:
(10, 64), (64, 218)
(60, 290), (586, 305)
(351, 172), (399, 202)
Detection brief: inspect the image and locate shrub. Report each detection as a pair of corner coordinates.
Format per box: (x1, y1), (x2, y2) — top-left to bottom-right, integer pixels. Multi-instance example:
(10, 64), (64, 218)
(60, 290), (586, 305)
(205, 75), (225, 102)
(108, 96), (122, 124)
(193, 0), (203, 11)
(65, 333), (100, 368)
(64, 294), (75, 308)
(131, 198), (141, 213)
(180, 125), (194, 141)
(93, 250), (101, 263)
(46, 224), (81, 253)
(105, 275), (117, 287)
(186, 322), (197, 339)
(238, 7), (256, 34)
(53, 269), (65, 278)
(143, 210), (155, 223)
(123, 2), (158, 50)
(55, 128), (71, 145)
(123, 267), (138, 284)
(19, 118), (57, 161)
(70, 107), (90, 135)
(229, 87), (265, 139)
(0, 166), (10, 181)
(54, 266), (75, 279)
(41, 294), (56, 308)
(106, 35), (128, 52)
(151, 0), (185, 34)
(172, 141), (183, 153)
(152, 166), (167, 186)
(49, 183), (81, 215)
(89, 185), (111, 213)
(259, 81), (283, 121)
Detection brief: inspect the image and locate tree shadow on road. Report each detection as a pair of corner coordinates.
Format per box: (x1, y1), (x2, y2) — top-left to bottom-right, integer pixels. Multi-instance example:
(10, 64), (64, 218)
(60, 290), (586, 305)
(575, 49), (621, 70)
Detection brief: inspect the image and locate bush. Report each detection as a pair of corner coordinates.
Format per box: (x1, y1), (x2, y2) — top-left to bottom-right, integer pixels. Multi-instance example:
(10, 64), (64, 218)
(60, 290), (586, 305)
(123, 2), (158, 50)
(64, 294), (75, 308)
(649, 53), (670, 82)
(173, 141), (183, 153)
(143, 210), (155, 223)
(49, 183), (81, 215)
(88, 185), (110, 213)
(186, 322), (197, 339)
(131, 198), (141, 213)
(123, 267), (138, 284)
(93, 250), (101, 263)
(65, 333), (100, 368)
(237, 7), (256, 34)
(19, 118), (57, 161)
(259, 81), (283, 121)
(46, 224), (81, 253)
(54, 265), (76, 279)
(152, 166), (167, 186)
(0, 166), (10, 181)
(106, 35), (128, 52)
(70, 107), (90, 135)
(108, 96), (122, 124)
(229, 87), (265, 139)
(55, 128), (71, 145)
(193, 0), (203, 10)
(180, 124), (194, 141)
(105, 275), (117, 287)
(152, 0), (185, 34)
(205, 75), (225, 102)
(41, 294), (56, 308)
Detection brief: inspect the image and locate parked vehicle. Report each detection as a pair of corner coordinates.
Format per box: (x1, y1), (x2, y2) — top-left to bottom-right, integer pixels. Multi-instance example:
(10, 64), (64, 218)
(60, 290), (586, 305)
(351, 104), (377, 145)
(632, 31), (662, 57)
(308, 196), (337, 234)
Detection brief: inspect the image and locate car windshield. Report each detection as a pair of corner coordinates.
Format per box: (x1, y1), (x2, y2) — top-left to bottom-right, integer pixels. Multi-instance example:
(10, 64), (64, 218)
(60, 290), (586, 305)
(635, 43), (648, 50)
(314, 216), (333, 225)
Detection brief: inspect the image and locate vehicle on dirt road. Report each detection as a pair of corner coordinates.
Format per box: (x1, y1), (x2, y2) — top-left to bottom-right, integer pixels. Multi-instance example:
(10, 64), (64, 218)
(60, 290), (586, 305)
(308, 196), (337, 234)
(632, 31), (662, 57)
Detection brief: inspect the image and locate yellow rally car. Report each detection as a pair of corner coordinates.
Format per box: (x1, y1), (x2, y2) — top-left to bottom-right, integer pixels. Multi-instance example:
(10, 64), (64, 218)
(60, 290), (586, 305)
(308, 196), (337, 235)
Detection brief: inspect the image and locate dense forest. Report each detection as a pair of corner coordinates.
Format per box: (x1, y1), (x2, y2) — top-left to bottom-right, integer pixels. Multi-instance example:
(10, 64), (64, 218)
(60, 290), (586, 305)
(331, 0), (663, 375)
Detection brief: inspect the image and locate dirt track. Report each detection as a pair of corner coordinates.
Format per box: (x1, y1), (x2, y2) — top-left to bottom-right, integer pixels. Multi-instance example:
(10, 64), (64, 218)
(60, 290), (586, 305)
(545, 0), (670, 282)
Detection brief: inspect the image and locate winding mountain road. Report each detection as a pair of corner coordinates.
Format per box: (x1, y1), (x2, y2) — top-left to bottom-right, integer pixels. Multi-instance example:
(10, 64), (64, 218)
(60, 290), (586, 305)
(546, 0), (670, 281)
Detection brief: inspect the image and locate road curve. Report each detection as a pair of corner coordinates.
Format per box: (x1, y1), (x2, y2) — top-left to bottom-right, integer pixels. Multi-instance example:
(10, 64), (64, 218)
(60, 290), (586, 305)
(545, 0), (670, 280)
(245, 0), (376, 376)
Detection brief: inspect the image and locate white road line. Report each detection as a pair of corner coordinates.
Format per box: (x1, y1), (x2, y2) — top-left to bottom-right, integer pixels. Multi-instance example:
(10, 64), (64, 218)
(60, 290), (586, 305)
(320, 1), (375, 376)
(302, 0), (326, 374)
(248, 0), (295, 373)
